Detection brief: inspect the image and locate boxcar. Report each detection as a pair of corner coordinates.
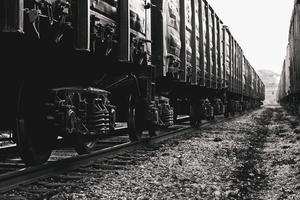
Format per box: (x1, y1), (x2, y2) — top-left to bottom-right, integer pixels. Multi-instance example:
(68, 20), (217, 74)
(0, 0), (264, 165)
(0, 0), (158, 165)
(278, 0), (300, 112)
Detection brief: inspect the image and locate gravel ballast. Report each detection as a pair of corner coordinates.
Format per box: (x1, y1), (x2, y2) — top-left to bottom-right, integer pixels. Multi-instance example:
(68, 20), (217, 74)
(5, 107), (300, 199)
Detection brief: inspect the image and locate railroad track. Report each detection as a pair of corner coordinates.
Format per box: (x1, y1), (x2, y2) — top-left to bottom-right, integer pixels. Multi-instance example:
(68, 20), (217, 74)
(0, 113), (241, 195)
(0, 125), (129, 170)
(0, 117), (190, 162)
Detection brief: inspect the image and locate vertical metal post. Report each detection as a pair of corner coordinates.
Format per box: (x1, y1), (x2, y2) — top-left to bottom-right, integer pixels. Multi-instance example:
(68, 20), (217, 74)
(205, 3), (211, 88)
(234, 41), (237, 94)
(296, 9), (300, 91)
(0, 0), (24, 33)
(212, 11), (217, 90)
(145, 0), (152, 65)
(217, 20), (222, 89)
(191, 0), (197, 85)
(180, 0), (187, 82)
(229, 29), (232, 92)
(240, 49), (242, 95)
(240, 47), (243, 95)
(232, 39), (234, 93)
(151, 0), (166, 77)
(199, 0), (205, 86)
(235, 42), (238, 94)
(145, 0), (155, 101)
(233, 41), (235, 94)
(222, 27), (226, 89)
(241, 56), (244, 98)
(238, 45), (241, 94)
(73, 0), (90, 51)
(120, 0), (130, 61)
(234, 40), (239, 93)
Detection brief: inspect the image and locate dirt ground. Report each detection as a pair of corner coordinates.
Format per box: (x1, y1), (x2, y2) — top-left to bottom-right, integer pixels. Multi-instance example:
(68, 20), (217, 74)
(8, 107), (300, 199)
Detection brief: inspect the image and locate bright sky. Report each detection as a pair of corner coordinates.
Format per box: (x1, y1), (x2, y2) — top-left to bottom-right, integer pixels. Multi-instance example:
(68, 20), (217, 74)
(206, 0), (295, 74)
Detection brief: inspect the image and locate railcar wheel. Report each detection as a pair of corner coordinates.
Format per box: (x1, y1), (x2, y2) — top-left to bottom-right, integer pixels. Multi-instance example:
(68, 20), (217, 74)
(16, 86), (56, 166)
(66, 109), (98, 155)
(189, 103), (198, 127)
(75, 137), (97, 155)
(128, 95), (145, 141)
(148, 121), (157, 137)
(16, 118), (53, 166)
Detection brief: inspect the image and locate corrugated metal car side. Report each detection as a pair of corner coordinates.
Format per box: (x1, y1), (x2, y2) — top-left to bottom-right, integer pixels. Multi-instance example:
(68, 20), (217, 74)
(278, 61), (287, 101)
(288, 4), (300, 95)
(180, 0), (188, 82)
(233, 40), (237, 94)
(211, 9), (217, 90)
(246, 58), (251, 97)
(151, 0), (182, 79)
(0, 0), (23, 33)
(289, 15), (295, 95)
(236, 44), (243, 95)
(293, 4), (300, 93)
(120, 0), (152, 62)
(229, 32), (235, 93)
(250, 67), (254, 98)
(218, 18), (224, 89)
(179, 0), (187, 82)
(204, 2), (212, 88)
(242, 56), (248, 97)
(195, 0), (202, 85)
(285, 44), (291, 96)
(199, 0), (207, 86)
(215, 15), (223, 90)
(223, 27), (231, 90)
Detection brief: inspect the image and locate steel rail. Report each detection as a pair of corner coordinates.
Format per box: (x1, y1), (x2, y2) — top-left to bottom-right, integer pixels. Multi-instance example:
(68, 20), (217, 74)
(0, 113), (240, 194)
(0, 126), (193, 193)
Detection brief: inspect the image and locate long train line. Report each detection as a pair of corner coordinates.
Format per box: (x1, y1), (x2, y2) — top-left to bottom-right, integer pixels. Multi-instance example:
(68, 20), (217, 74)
(0, 113), (244, 195)
(0, 0), (264, 167)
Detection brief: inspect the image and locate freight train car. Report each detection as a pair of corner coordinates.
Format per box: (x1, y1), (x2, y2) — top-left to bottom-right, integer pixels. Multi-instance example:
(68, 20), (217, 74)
(0, 0), (162, 165)
(278, 0), (300, 112)
(151, 0), (264, 124)
(278, 57), (291, 106)
(0, 0), (264, 166)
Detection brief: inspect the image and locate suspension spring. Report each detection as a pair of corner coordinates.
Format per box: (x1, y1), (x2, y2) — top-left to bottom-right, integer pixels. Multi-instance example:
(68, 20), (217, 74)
(159, 106), (174, 127)
(86, 98), (110, 134)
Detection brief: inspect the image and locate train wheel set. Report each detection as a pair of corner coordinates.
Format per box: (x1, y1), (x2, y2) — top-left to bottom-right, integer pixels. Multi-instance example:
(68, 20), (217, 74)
(0, 0), (264, 166)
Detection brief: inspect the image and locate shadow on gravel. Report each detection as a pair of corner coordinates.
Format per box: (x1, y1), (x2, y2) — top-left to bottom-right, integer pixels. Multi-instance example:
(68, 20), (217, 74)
(228, 109), (273, 200)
